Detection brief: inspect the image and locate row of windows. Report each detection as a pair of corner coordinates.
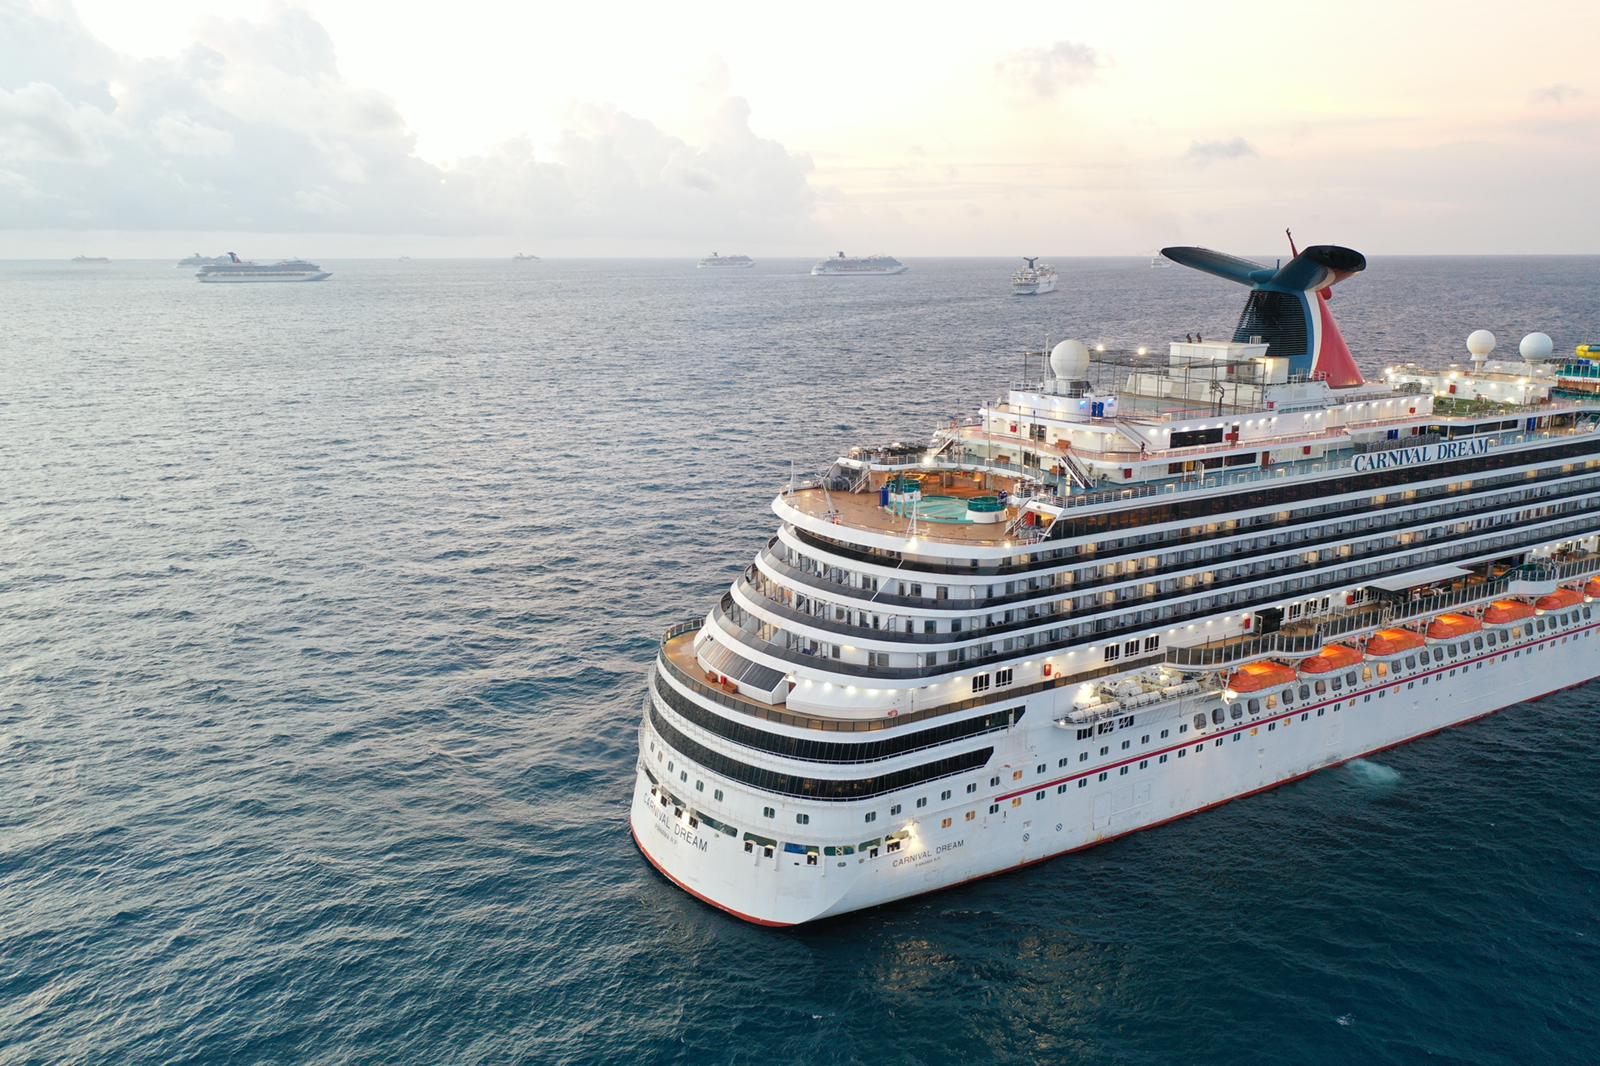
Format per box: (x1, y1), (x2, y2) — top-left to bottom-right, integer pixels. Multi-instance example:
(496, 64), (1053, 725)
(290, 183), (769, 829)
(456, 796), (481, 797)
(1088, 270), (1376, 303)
(648, 703), (992, 801)
(796, 436), (1600, 579)
(726, 506), (1600, 680)
(774, 477), (1600, 651)
(653, 668), (1024, 764)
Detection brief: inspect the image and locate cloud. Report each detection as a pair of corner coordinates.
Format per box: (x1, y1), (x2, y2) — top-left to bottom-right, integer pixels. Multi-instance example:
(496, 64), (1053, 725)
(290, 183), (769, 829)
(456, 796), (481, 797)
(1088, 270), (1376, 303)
(1183, 137), (1258, 165)
(0, 82), (116, 162)
(1532, 83), (1582, 104)
(996, 41), (1102, 101)
(0, 6), (815, 241)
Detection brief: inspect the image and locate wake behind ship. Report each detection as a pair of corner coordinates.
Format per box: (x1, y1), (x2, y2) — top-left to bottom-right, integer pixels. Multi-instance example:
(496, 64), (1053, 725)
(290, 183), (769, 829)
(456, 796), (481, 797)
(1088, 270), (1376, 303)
(196, 252), (331, 282)
(631, 236), (1600, 926)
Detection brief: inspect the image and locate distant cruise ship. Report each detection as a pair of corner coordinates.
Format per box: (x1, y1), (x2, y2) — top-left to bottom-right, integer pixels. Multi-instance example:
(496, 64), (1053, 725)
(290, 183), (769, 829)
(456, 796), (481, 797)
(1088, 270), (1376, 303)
(632, 235), (1600, 925)
(71, 255), (109, 263)
(196, 253), (330, 283)
(812, 252), (907, 276)
(1012, 257), (1058, 295)
(513, 252), (539, 261)
(179, 253), (228, 267)
(699, 253), (755, 268)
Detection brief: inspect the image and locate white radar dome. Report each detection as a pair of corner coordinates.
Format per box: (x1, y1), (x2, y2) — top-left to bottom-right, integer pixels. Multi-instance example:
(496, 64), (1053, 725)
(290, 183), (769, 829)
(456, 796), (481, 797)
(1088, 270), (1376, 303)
(1466, 329), (1497, 359)
(1050, 338), (1091, 380)
(1519, 331), (1554, 364)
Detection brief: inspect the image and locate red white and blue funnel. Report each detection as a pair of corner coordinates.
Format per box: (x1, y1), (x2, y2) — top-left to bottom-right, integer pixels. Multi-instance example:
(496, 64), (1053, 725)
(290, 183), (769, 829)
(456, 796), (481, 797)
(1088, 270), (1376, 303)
(1159, 238), (1367, 387)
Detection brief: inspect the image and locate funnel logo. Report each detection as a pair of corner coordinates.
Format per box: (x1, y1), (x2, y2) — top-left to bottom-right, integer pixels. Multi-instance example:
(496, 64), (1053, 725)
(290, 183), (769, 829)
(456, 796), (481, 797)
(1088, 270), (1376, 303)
(1159, 235), (1367, 388)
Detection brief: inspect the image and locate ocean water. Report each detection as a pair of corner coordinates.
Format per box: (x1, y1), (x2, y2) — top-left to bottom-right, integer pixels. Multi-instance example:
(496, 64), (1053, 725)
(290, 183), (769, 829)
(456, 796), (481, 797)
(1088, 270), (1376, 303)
(3, 256), (1600, 1065)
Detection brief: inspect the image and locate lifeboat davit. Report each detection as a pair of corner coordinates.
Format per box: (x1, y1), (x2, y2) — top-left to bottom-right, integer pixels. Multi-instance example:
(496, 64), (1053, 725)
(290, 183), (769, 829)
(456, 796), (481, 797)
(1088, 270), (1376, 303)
(1535, 589), (1584, 612)
(1299, 645), (1363, 673)
(1225, 661), (1298, 694)
(1365, 628), (1426, 657)
(1483, 600), (1536, 625)
(1426, 613), (1482, 640)
(1584, 578), (1600, 599)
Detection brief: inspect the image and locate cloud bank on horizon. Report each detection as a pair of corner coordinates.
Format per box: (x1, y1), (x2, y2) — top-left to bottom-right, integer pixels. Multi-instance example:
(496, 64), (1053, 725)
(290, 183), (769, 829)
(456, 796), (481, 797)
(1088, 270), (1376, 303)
(1, 2), (1598, 255)
(0, 4), (812, 245)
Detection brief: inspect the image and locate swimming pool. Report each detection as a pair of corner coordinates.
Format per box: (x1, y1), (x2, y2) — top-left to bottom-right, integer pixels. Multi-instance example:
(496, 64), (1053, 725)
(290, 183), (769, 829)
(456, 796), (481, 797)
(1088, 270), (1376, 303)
(885, 495), (981, 523)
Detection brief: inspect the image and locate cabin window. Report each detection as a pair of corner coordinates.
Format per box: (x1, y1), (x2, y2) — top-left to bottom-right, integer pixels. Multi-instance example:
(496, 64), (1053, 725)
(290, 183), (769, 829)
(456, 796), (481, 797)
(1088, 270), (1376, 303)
(1314, 680), (1327, 695)
(763, 807), (775, 818)
(864, 811), (877, 823)
(1265, 695), (1278, 710)
(1247, 698), (1261, 714)
(1213, 707), (1227, 723)
(1299, 684), (1310, 699)
(1283, 687), (1296, 704)
(796, 813), (809, 825)
(1230, 704), (1243, 720)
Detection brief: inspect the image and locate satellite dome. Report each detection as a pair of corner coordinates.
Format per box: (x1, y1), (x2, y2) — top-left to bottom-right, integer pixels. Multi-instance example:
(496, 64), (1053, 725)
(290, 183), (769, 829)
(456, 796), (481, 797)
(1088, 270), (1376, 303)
(1519, 331), (1554, 364)
(1466, 329), (1496, 359)
(1050, 339), (1091, 380)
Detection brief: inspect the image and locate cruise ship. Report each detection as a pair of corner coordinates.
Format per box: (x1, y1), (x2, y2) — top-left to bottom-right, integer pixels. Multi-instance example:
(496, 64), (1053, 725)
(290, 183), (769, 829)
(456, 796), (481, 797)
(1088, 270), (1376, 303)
(179, 253), (228, 267)
(195, 253), (331, 283)
(699, 253), (755, 268)
(812, 252), (907, 276)
(1012, 257), (1058, 295)
(631, 237), (1600, 926)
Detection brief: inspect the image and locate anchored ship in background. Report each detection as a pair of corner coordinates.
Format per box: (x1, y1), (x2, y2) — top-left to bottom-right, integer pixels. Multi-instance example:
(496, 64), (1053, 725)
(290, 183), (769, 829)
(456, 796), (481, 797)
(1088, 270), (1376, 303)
(632, 234), (1600, 925)
(698, 253), (755, 268)
(811, 252), (908, 276)
(1012, 257), (1058, 295)
(195, 253), (331, 283)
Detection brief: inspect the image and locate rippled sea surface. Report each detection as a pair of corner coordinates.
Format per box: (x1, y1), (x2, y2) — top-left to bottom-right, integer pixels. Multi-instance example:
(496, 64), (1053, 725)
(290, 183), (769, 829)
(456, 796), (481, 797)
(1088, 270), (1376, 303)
(4, 256), (1600, 1065)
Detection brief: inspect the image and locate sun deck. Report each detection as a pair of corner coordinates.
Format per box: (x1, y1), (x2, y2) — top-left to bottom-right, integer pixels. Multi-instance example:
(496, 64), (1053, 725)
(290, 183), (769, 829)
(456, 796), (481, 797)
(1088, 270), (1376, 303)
(782, 485), (1020, 545)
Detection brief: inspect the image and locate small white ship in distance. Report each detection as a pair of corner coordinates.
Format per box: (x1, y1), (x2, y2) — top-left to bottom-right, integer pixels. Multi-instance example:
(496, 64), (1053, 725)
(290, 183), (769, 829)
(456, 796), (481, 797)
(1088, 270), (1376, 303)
(1012, 257), (1058, 295)
(699, 253), (755, 268)
(195, 253), (331, 283)
(179, 252), (228, 267)
(811, 252), (908, 276)
(513, 252), (540, 261)
(1150, 251), (1171, 268)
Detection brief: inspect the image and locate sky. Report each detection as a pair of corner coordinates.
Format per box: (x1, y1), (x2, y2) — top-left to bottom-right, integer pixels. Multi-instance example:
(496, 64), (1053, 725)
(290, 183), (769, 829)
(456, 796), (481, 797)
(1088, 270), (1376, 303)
(1, 0), (1597, 257)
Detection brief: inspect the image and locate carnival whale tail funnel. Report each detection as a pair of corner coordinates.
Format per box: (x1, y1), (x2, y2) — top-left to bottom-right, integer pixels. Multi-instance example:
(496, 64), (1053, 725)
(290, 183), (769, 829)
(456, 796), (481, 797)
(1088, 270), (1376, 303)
(1160, 242), (1367, 387)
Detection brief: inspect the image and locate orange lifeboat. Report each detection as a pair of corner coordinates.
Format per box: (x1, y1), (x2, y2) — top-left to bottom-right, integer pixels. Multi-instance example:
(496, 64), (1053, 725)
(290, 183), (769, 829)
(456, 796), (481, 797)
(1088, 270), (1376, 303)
(1484, 600), (1536, 625)
(1225, 661), (1298, 694)
(1365, 629), (1426, 657)
(1584, 578), (1600, 599)
(1427, 613), (1483, 640)
(1299, 645), (1363, 674)
(1536, 589), (1584, 611)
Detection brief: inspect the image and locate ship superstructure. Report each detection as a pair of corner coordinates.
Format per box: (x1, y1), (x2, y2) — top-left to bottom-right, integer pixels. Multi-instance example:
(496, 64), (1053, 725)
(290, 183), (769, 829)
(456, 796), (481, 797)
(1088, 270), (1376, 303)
(632, 239), (1600, 925)
(1012, 257), (1057, 295)
(812, 252), (907, 276)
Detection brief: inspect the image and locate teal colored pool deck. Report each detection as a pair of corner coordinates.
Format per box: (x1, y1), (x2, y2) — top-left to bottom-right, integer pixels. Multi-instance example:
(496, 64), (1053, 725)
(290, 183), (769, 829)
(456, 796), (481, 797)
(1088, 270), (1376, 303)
(885, 495), (976, 523)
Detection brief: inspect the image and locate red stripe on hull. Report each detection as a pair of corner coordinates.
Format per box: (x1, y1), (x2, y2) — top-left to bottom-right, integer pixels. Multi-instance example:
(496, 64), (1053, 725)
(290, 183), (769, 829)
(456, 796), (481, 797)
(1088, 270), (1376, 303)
(635, 675), (1591, 927)
(631, 823), (795, 928)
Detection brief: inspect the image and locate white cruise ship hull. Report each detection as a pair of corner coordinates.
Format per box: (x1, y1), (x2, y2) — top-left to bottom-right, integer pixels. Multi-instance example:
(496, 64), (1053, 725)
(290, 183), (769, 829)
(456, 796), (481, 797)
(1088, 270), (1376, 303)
(1012, 277), (1057, 295)
(631, 613), (1600, 926)
(197, 271), (331, 283)
(811, 266), (908, 276)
